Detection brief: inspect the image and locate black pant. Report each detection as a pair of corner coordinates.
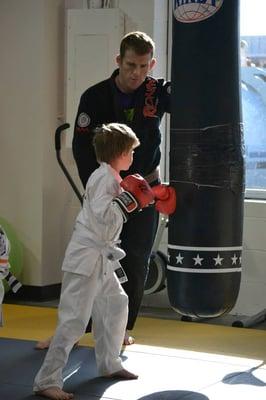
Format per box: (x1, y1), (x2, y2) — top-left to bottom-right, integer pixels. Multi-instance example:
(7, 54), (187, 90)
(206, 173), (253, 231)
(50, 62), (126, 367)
(120, 205), (159, 329)
(85, 205), (159, 333)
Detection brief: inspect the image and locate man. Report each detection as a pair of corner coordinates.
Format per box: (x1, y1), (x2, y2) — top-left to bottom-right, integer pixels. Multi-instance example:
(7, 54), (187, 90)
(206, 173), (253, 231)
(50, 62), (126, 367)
(73, 31), (171, 345)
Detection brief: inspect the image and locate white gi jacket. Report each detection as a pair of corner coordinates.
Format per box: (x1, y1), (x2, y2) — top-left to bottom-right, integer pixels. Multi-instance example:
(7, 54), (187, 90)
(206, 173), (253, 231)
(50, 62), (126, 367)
(62, 162), (126, 278)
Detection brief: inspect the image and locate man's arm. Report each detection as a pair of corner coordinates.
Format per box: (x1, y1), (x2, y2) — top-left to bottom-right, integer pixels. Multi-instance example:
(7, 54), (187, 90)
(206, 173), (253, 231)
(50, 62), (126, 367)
(72, 91), (99, 189)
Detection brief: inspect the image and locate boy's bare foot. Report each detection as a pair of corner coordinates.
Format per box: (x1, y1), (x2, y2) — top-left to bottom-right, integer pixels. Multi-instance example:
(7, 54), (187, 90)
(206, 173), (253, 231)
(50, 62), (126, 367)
(123, 331), (135, 345)
(35, 337), (79, 350)
(35, 386), (74, 399)
(105, 369), (138, 380)
(35, 337), (53, 350)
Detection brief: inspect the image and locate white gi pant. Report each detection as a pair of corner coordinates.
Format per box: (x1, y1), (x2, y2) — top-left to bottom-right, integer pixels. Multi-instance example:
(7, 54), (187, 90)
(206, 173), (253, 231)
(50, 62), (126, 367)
(33, 255), (128, 392)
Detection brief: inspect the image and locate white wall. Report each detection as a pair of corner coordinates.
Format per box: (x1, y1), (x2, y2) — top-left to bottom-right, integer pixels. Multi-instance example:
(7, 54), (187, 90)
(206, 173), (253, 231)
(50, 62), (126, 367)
(234, 200), (266, 315)
(0, 0), (42, 282)
(0, 0), (78, 287)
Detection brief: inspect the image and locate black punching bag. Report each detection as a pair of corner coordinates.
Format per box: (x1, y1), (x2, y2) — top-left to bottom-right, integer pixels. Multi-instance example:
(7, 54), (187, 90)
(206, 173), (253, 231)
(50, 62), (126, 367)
(167, 0), (245, 317)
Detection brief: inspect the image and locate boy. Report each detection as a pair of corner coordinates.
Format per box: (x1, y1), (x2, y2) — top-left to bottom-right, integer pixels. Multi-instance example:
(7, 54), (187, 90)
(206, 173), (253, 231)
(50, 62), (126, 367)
(33, 122), (155, 400)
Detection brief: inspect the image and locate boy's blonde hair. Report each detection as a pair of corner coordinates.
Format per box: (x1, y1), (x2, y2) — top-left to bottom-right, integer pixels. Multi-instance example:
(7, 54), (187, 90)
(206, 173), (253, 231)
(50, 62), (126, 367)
(93, 123), (140, 164)
(120, 31), (155, 59)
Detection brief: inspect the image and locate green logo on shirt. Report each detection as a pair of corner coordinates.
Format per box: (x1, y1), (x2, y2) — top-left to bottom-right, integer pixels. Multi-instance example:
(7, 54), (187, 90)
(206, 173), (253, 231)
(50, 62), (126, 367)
(124, 108), (135, 122)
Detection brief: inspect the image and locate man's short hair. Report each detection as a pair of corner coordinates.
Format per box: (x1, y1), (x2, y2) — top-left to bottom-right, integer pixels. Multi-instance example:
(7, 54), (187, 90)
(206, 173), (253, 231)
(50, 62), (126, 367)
(93, 123), (140, 164)
(120, 31), (155, 59)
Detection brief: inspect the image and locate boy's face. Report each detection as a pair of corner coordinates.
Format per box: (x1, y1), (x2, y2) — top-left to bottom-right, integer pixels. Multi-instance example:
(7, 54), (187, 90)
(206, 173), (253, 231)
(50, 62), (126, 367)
(116, 49), (156, 93)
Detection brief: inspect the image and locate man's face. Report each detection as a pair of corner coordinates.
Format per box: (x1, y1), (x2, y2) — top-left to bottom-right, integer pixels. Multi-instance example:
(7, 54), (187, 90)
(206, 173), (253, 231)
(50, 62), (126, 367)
(116, 49), (156, 93)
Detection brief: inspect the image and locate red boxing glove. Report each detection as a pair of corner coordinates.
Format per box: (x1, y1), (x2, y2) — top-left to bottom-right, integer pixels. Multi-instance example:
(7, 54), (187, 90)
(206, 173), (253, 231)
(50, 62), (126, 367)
(152, 184), (177, 215)
(121, 174), (154, 208)
(113, 174), (154, 221)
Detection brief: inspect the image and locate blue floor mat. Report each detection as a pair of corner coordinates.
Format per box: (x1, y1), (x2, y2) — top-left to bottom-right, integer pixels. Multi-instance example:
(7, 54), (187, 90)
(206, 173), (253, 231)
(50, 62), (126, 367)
(0, 337), (210, 399)
(2, 336), (263, 400)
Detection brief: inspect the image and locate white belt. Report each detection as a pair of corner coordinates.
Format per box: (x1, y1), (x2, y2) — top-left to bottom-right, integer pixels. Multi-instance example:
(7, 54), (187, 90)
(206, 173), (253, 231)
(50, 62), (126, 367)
(72, 228), (127, 283)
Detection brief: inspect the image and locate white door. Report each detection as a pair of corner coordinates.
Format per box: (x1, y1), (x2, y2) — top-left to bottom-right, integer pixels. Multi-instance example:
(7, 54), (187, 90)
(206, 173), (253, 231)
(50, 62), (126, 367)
(65, 8), (126, 146)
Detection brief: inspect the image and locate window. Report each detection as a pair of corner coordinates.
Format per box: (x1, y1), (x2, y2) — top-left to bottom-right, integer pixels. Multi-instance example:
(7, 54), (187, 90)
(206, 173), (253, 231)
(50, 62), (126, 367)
(240, 0), (266, 198)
